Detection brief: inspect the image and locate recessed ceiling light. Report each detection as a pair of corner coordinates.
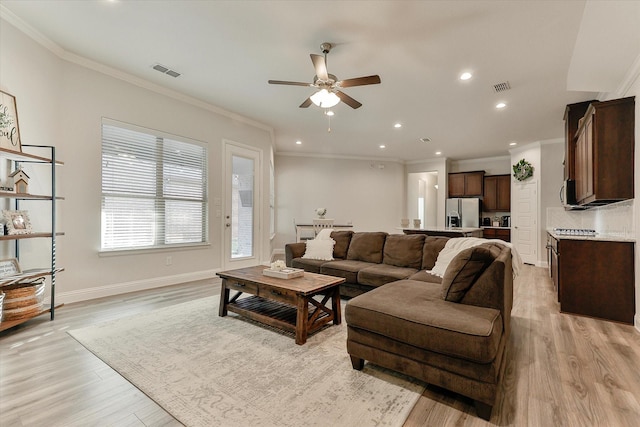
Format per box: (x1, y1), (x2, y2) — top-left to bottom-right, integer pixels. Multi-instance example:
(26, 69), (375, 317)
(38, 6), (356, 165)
(460, 72), (472, 80)
(295, 140), (302, 145)
(394, 123), (402, 128)
(325, 110), (335, 116)
(509, 142), (517, 146)
(496, 102), (507, 109)
(435, 151), (442, 155)
(379, 145), (386, 149)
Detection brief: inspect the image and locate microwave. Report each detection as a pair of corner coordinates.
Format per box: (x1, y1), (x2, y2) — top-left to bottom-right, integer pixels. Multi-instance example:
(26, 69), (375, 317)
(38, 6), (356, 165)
(561, 179), (586, 209)
(561, 180), (577, 206)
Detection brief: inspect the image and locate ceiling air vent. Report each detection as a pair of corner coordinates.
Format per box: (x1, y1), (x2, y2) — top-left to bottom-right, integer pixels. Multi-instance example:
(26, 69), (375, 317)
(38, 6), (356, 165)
(493, 81), (511, 93)
(419, 137), (431, 143)
(152, 63), (181, 78)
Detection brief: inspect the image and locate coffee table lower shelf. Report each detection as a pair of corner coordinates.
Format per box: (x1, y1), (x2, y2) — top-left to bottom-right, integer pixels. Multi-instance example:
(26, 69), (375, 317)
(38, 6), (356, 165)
(227, 295), (333, 337)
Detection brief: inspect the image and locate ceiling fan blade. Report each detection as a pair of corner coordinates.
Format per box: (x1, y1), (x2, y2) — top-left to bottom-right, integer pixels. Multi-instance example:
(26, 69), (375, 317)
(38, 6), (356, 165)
(299, 97), (312, 108)
(268, 80), (312, 87)
(310, 54), (329, 81)
(335, 91), (362, 109)
(337, 75), (381, 88)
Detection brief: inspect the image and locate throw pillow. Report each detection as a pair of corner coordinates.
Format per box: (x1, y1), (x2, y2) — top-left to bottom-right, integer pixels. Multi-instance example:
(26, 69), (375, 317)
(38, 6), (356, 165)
(330, 230), (353, 259)
(429, 237), (487, 277)
(346, 232), (388, 263)
(315, 228), (334, 240)
(441, 244), (498, 302)
(302, 238), (336, 261)
(383, 234), (425, 268)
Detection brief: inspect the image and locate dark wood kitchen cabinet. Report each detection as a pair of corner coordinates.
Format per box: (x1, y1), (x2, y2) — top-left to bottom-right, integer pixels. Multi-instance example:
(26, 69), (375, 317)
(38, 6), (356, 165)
(483, 174), (511, 211)
(448, 171), (484, 197)
(548, 233), (635, 324)
(483, 227), (510, 242)
(574, 97), (635, 206)
(563, 100), (595, 181)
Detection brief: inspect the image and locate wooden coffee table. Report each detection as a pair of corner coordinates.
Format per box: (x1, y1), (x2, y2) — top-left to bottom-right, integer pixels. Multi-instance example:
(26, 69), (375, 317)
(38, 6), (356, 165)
(217, 265), (344, 345)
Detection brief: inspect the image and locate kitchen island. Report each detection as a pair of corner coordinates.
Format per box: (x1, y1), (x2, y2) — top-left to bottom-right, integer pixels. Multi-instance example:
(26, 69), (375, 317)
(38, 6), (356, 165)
(402, 227), (483, 238)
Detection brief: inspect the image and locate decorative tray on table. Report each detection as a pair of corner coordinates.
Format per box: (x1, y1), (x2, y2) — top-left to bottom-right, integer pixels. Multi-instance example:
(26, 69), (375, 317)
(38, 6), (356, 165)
(263, 268), (304, 279)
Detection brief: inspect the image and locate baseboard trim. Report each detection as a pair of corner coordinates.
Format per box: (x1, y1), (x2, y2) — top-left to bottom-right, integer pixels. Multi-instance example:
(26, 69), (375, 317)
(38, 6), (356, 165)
(635, 314), (640, 333)
(55, 269), (219, 305)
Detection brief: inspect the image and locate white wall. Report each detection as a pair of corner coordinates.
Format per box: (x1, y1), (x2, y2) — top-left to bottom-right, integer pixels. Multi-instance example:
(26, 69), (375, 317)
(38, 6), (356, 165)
(273, 154), (405, 249)
(0, 18), (273, 303)
(449, 156), (510, 175)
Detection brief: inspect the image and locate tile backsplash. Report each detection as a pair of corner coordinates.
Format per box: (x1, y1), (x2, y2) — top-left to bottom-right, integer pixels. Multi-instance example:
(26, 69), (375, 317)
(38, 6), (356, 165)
(546, 200), (635, 237)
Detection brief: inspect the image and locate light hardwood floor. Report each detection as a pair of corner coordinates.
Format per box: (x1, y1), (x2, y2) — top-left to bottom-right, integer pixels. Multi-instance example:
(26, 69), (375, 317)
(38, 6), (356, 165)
(1, 265), (639, 426)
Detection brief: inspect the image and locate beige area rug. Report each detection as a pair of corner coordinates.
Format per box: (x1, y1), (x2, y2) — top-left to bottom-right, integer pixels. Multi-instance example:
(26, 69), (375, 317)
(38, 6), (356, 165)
(68, 297), (425, 427)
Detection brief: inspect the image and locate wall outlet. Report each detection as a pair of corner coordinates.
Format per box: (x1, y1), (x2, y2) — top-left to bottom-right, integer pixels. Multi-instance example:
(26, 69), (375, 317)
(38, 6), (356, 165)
(165, 256), (172, 266)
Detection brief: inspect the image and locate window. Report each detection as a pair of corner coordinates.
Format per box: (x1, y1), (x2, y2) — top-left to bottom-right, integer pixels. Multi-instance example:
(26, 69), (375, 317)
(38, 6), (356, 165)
(101, 119), (208, 251)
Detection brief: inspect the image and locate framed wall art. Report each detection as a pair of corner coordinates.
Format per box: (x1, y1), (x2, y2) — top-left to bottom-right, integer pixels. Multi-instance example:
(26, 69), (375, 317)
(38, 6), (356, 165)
(0, 258), (21, 278)
(2, 209), (32, 235)
(0, 90), (22, 153)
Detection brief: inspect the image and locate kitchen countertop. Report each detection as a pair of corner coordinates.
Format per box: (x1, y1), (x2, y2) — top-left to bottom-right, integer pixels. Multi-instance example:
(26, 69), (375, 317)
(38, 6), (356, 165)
(401, 227), (483, 233)
(481, 226), (511, 230)
(546, 229), (636, 243)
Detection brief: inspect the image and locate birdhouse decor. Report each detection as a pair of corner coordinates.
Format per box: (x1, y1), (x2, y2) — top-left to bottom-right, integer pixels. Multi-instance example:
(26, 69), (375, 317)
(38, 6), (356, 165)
(9, 169), (30, 194)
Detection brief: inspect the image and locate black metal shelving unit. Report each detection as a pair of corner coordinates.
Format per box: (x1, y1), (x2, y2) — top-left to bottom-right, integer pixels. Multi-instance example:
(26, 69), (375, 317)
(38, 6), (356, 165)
(0, 145), (64, 331)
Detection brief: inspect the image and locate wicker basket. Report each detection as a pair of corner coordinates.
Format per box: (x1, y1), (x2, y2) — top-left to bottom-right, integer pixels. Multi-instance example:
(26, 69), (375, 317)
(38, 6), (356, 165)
(2, 283), (45, 321)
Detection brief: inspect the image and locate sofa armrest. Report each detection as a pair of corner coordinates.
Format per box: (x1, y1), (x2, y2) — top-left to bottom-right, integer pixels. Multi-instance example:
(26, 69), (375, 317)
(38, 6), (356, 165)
(285, 242), (307, 266)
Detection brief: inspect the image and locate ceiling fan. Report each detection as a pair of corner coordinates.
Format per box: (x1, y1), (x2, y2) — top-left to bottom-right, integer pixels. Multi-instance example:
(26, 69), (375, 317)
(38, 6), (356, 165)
(268, 42), (381, 109)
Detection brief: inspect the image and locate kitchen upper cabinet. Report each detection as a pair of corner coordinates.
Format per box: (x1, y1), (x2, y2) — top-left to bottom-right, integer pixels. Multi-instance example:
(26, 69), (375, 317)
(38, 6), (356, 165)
(448, 171), (484, 197)
(574, 96), (634, 206)
(563, 100), (595, 181)
(483, 174), (511, 211)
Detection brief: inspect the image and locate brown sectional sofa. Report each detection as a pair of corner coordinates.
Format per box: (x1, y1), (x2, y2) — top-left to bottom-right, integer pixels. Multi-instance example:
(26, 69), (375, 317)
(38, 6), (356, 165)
(284, 231), (514, 420)
(285, 231), (448, 298)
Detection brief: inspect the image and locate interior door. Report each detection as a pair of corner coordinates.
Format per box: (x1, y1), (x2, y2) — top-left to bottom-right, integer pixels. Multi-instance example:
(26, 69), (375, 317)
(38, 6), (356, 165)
(223, 142), (262, 270)
(512, 181), (538, 265)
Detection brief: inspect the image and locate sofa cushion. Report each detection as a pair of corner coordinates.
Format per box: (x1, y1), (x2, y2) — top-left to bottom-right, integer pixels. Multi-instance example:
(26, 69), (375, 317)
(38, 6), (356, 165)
(346, 232), (388, 264)
(383, 234), (425, 268)
(357, 264), (418, 288)
(345, 280), (503, 363)
(330, 230), (353, 259)
(302, 238), (335, 261)
(320, 260), (378, 284)
(408, 270), (443, 284)
(345, 279), (503, 364)
(291, 257), (326, 274)
(441, 243), (501, 302)
(421, 236), (450, 270)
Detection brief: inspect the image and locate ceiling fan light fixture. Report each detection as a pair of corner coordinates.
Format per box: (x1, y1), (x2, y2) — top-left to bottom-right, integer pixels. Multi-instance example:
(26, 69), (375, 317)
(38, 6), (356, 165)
(310, 89), (340, 108)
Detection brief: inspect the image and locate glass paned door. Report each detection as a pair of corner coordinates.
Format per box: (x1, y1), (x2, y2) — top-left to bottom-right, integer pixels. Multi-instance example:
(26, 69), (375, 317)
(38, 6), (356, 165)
(224, 142), (261, 269)
(231, 155), (254, 258)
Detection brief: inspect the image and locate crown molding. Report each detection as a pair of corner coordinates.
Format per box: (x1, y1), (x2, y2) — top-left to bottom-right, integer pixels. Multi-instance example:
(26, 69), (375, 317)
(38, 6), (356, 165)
(617, 51), (640, 97)
(275, 151), (404, 163)
(0, 7), (275, 142)
(450, 155), (511, 166)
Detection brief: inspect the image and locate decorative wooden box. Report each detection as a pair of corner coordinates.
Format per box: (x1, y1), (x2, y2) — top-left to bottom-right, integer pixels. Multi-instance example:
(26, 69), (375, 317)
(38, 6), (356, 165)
(263, 268), (304, 279)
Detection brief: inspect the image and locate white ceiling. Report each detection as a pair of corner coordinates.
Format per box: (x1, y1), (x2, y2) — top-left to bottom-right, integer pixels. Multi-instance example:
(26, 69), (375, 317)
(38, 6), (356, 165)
(0, 0), (617, 161)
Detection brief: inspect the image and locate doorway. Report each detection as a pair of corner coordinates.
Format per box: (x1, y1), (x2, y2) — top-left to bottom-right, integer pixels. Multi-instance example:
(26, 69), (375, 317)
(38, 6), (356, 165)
(407, 171), (438, 228)
(223, 141), (262, 270)
(512, 180), (538, 265)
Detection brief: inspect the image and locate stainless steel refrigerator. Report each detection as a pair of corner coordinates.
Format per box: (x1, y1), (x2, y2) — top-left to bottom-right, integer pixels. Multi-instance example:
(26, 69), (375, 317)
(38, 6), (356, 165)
(445, 198), (481, 228)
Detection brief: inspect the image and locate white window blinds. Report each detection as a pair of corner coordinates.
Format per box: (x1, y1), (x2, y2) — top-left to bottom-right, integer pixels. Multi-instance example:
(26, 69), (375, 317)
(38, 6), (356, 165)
(101, 120), (208, 251)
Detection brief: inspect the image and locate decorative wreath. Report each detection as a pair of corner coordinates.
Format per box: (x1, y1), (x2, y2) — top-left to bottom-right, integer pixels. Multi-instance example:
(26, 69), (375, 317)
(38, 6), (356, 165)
(512, 158), (534, 181)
